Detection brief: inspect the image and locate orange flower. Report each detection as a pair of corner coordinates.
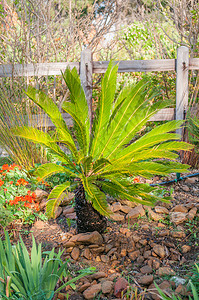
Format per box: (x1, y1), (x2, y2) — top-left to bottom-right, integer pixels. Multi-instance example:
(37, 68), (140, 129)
(2, 164), (9, 171)
(24, 202), (31, 208)
(4, 188), (7, 192)
(9, 181), (13, 184)
(133, 177), (140, 183)
(16, 178), (29, 186)
(34, 203), (39, 211)
(0, 180), (4, 187)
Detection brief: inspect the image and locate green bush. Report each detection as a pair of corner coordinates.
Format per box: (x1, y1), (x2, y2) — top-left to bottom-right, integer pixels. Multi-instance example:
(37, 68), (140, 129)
(0, 231), (94, 299)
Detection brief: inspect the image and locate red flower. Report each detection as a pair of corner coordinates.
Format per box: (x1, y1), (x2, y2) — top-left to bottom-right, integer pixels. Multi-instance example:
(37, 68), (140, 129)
(16, 178), (29, 186)
(4, 188), (7, 192)
(2, 164), (9, 171)
(133, 177), (140, 183)
(9, 181), (13, 184)
(0, 180), (4, 187)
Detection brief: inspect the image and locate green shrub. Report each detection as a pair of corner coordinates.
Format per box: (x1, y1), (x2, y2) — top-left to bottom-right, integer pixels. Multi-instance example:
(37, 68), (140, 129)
(0, 231), (94, 299)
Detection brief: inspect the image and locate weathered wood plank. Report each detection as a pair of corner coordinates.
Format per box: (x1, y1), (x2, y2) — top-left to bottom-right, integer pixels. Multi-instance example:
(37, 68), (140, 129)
(189, 58), (199, 70)
(30, 108), (175, 128)
(149, 108), (175, 121)
(175, 46), (189, 136)
(93, 59), (176, 73)
(80, 49), (93, 127)
(0, 62), (80, 77)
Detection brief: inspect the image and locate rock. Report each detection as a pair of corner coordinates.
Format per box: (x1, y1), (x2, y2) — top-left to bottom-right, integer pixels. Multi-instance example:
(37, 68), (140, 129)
(89, 246), (104, 254)
(71, 247), (80, 260)
(137, 256), (145, 264)
(68, 293), (85, 300)
(170, 212), (187, 225)
(156, 267), (176, 276)
(127, 205), (145, 219)
(155, 206), (169, 214)
(34, 188), (48, 203)
(110, 213), (125, 221)
(90, 272), (107, 280)
(187, 207), (197, 220)
(121, 248), (127, 257)
(140, 265), (153, 274)
(63, 206), (75, 215)
(181, 245), (191, 253)
(185, 177), (197, 183)
(54, 206), (62, 218)
(170, 230), (186, 238)
(39, 198), (48, 210)
(172, 205), (188, 213)
(70, 231), (103, 245)
(153, 245), (166, 258)
(181, 185), (190, 192)
(83, 248), (91, 260)
(119, 227), (130, 235)
(148, 210), (164, 221)
(138, 275), (153, 286)
(63, 241), (76, 248)
(101, 255), (109, 263)
(120, 205), (132, 214)
(61, 192), (74, 206)
(128, 250), (140, 261)
(144, 251), (151, 259)
(64, 212), (76, 219)
(95, 256), (101, 262)
(102, 280), (114, 294)
(114, 277), (129, 298)
(111, 202), (122, 212)
(83, 283), (101, 300)
(77, 282), (91, 293)
(121, 200), (137, 208)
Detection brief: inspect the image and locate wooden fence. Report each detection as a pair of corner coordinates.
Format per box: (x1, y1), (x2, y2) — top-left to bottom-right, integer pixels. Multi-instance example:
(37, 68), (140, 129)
(0, 46), (199, 138)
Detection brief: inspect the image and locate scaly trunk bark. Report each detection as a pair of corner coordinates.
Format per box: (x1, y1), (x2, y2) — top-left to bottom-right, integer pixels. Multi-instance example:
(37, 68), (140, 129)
(74, 184), (107, 233)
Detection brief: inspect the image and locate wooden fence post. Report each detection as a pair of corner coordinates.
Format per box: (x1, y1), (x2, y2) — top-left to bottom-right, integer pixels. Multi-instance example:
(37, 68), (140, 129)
(175, 46), (189, 137)
(80, 49), (93, 129)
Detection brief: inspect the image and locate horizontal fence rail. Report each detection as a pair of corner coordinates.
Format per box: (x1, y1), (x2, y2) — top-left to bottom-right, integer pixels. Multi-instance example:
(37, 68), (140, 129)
(0, 58), (199, 77)
(0, 46), (198, 138)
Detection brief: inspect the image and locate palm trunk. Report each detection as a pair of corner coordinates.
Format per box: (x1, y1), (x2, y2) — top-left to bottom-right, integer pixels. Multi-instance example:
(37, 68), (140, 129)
(74, 184), (107, 233)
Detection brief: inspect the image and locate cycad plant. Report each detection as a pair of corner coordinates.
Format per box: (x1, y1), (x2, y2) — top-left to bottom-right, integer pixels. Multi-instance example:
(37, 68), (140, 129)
(13, 63), (192, 233)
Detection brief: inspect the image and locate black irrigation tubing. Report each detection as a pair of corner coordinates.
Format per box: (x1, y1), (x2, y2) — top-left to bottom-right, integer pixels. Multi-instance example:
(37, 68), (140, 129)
(150, 172), (199, 187)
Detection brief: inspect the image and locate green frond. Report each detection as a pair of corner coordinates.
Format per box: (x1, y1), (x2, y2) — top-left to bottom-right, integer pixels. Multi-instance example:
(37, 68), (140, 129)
(62, 101), (89, 155)
(62, 68), (90, 145)
(90, 62), (118, 158)
(25, 86), (77, 156)
(92, 158), (111, 174)
(80, 156), (93, 176)
(81, 176), (110, 216)
(46, 182), (70, 218)
(12, 126), (69, 162)
(34, 163), (77, 181)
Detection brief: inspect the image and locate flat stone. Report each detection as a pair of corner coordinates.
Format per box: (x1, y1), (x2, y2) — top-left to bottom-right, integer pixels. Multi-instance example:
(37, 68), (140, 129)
(140, 265), (153, 274)
(110, 213), (125, 221)
(64, 212), (76, 219)
(155, 206), (169, 214)
(156, 267), (176, 276)
(148, 210), (165, 221)
(127, 205), (145, 219)
(63, 241), (76, 248)
(54, 206), (62, 218)
(90, 272), (107, 280)
(185, 177), (198, 184)
(121, 200), (137, 208)
(83, 284), (101, 300)
(153, 245), (166, 258)
(61, 192), (74, 205)
(120, 205), (132, 214)
(170, 230), (186, 238)
(111, 202), (122, 212)
(181, 185), (190, 192)
(138, 275), (153, 286)
(62, 206), (75, 215)
(39, 198), (48, 210)
(187, 207), (197, 220)
(83, 248), (91, 260)
(170, 212), (187, 225)
(101, 255), (109, 263)
(101, 280), (114, 294)
(172, 205), (188, 213)
(181, 245), (191, 253)
(128, 250), (140, 261)
(70, 231), (103, 245)
(71, 247), (80, 261)
(78, 282), (91, 293)
(34, 188), (48, 203)
(114, 277), (128, 298)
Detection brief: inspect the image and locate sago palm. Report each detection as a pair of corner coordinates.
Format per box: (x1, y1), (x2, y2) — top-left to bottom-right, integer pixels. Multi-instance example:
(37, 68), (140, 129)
(13, 62), (192, 233)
